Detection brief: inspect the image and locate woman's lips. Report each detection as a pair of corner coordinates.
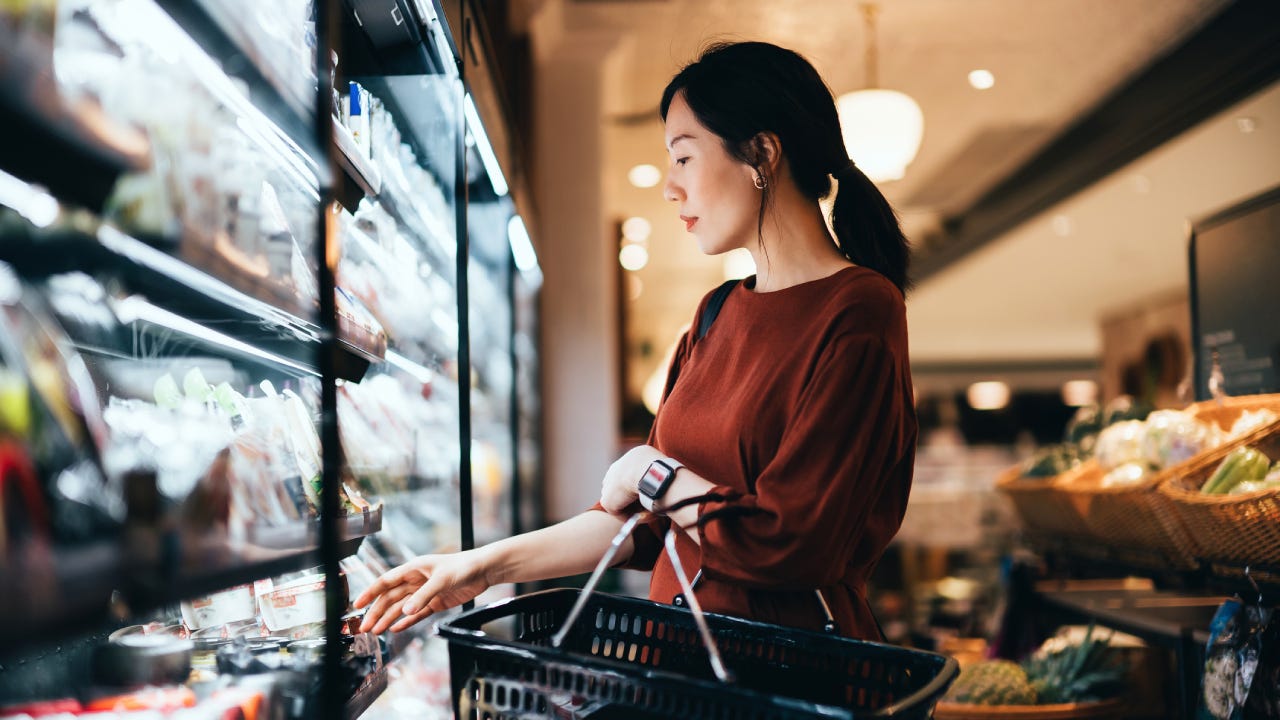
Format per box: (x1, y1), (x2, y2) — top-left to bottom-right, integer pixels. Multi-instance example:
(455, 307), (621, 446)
(680, 215), (698, 231)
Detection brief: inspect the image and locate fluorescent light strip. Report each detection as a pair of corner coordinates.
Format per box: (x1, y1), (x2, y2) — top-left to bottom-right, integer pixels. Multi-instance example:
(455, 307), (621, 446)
(112, 296), (317, 376)
(386, 349), (435, 384)
(507, 215), (538, 272)
(0, 168), (59, 228)
(96, 226), (320, 343)
(463, 94), (509, 197)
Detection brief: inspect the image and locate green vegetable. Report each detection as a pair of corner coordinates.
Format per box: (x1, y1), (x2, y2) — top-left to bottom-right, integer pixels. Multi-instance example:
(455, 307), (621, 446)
(183, 367), (212, 402)
(153, 373), (182, 409)
(1022, 444), (1078, 479)
(213, 382), (241, 415)
(1202, 447), (1271, 494)
(1022, 624), (1126, 704)
(1064, 404), (1103, 453)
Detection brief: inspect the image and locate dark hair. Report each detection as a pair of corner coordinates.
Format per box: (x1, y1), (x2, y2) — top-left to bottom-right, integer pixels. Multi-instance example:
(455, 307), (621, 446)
(660, 41), (911, 294)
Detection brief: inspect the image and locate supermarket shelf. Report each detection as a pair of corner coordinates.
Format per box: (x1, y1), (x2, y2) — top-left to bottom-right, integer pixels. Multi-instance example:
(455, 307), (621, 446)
(376, 181), (457, 286)
(0, 540), (121, 658)
(1035, 581), (1222, 720)
(0, 29), (149, 211)
(338, 0), (451, 78)
(247, 505), (385, 550)
(345, 664), (390, 720)
(0, 226), (384, 381)
(0, 509), (382, 655)
(123, 516), (381, 617)
(153, 0), (321, 164)
(334, 118), (383, 213)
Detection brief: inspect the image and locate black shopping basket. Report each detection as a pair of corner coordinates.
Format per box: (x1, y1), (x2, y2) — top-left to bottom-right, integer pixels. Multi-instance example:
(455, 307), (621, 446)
(438, 516), (957, 719)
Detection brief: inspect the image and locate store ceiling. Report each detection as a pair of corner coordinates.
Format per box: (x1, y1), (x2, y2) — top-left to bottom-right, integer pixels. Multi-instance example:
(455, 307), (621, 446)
(512, 0), (1277, 391)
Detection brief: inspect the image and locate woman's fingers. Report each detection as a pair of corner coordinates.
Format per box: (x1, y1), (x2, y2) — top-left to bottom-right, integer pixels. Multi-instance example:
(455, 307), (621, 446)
(389, 604), (436, 633)
(354, 563), (414, 609)
(402, 569), (451, 616)
(366, 596), (411, 635)
(358, 582), (417, 633)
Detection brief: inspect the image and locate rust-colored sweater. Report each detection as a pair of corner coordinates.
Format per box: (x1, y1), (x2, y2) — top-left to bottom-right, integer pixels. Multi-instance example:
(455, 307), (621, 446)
(600, 266), (916, 640)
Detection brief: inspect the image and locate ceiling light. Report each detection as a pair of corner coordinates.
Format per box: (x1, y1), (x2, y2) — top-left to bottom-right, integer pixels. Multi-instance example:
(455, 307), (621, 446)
(621, 216), (651, 243)
(619, 243), (649, 272)
(1237, 117), (1257, 134)
(835, 4), (924, 182)
(722, 248), (756, 280)
(967, 69), (995, 90)
(966, 381), (1010, 411)
(628, 164), (662, 188)
(1061, 380), (1098, 407)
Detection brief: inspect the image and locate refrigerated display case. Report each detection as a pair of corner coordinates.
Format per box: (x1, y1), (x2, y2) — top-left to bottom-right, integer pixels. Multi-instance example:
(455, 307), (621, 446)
(0, 0), (540, 717)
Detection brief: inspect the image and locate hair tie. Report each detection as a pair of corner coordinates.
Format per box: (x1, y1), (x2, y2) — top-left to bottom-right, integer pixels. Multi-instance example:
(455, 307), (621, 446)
(835, 160), (858, 178)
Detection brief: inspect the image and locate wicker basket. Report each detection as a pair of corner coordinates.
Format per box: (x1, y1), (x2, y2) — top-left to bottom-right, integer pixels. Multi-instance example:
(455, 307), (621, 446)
(1056, 394), (1280, 568)
(1058, 458), (1197, 569)
(1157, 420), (1280, 567)
(933, 698), (1124, 720)
(996, 463), (1093, 541)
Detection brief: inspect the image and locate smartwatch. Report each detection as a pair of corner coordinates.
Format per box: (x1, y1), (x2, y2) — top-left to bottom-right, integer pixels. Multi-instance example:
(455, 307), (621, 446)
(637, 458), (683, 511)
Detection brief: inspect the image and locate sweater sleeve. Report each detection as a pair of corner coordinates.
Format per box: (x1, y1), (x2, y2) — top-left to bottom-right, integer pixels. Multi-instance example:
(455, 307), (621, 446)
(696, 333), (913, 589)
(585, 326), (695, 571)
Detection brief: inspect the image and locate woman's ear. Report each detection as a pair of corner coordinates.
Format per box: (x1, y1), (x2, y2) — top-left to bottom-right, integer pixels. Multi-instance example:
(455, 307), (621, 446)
(750, 132), (783, 181)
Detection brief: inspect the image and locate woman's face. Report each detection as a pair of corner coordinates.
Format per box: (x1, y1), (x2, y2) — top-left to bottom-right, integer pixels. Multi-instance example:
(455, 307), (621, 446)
(663, 92), (761, 255)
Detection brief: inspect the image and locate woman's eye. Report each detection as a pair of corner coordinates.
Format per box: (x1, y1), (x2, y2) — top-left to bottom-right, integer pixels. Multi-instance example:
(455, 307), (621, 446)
(675, 157), (689, 167)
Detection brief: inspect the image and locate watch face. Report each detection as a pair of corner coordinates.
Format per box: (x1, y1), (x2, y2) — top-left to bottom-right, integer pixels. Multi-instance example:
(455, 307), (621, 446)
(640, 462), (671, 498)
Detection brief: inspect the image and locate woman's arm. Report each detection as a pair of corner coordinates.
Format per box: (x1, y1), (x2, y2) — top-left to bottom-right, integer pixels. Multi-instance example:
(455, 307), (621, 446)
(598, 444), (714, 544)
(355, 510), (633, 633)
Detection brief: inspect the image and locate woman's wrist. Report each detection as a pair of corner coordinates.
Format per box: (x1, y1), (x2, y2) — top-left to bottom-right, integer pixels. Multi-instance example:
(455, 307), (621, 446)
(475, 542), (506, 586)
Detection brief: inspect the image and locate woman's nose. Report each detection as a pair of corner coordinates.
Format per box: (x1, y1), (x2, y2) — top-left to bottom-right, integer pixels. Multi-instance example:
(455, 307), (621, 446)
(663, 176), (683, 203)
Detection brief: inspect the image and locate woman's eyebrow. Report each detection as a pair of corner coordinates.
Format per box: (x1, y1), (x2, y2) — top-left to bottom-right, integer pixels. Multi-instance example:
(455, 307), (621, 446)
(666, 134), (695, 151)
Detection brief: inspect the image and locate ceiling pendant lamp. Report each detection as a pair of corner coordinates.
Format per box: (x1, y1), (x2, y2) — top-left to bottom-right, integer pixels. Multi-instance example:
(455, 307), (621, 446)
(835, 3), (924, 183)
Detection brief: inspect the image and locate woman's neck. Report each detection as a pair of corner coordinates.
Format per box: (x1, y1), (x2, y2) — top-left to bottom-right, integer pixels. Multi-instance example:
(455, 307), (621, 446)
(747, 193), (850, 293)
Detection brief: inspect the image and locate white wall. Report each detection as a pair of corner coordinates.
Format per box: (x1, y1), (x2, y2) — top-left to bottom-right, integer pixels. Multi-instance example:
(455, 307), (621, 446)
(530, 4), (624, 521)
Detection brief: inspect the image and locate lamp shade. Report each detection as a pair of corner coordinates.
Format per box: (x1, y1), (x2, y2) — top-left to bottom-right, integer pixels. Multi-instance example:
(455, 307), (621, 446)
(836, 89), (924, 182)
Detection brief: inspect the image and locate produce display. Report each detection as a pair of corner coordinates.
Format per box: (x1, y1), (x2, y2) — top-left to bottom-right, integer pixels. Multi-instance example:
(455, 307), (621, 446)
(1200, 446), (1280, 495)
(943, 625), (1126, 707)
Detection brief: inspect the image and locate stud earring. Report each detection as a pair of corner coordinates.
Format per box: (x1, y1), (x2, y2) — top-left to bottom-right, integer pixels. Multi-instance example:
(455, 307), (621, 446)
(753, 174), (767, 190)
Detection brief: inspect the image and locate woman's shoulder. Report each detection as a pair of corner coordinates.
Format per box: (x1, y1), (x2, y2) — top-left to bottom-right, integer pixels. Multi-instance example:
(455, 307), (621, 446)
(825, 266), (906, 331)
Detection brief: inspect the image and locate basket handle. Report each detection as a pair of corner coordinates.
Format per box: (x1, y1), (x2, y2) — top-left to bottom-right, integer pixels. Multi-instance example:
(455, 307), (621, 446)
(661, 527), (735, 683)
(550, 512), (647, 649)
(550, 513), (736, 684)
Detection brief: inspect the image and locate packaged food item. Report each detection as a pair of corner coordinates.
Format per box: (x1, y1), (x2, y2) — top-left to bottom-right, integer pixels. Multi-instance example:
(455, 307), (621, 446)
(258, 574), (327, 633)
(91, 633), (194, 688)
(180, 584), (256, 631)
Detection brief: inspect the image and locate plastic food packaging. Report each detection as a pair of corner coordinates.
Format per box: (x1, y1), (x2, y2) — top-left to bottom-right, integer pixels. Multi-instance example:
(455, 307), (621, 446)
(258, 574), (327, 633)
(180, 584), (256, 631)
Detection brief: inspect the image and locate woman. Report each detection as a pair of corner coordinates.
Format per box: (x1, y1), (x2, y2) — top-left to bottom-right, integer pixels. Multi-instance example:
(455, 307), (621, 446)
(356, 41), (915, 641)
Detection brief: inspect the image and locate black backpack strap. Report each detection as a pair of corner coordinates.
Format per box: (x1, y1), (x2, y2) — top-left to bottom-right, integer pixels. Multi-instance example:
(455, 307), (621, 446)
(697, 279), (740, 342)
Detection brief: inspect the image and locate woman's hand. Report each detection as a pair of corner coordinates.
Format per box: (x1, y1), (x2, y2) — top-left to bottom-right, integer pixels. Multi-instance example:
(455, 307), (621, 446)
(353, 548), (493, 633)
(600, 445), (664, 514)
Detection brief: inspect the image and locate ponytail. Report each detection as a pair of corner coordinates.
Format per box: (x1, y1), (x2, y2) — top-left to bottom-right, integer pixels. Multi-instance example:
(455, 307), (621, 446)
(830, 162), (911, 295)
